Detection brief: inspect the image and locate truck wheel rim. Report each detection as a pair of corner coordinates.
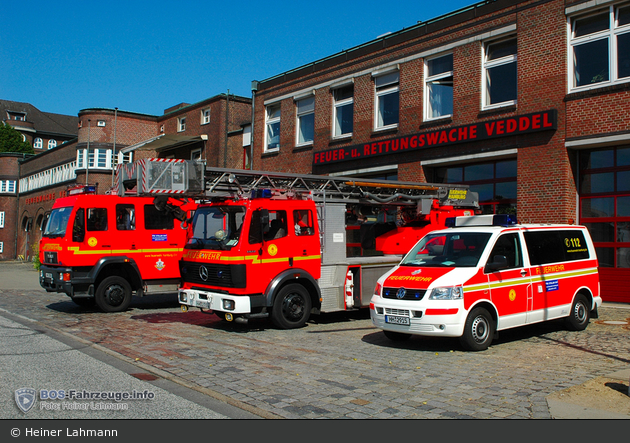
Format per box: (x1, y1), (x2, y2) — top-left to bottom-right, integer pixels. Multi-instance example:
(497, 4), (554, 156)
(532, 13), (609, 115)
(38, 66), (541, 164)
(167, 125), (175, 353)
(574, 301), (587, 323)
(282, 294), (305, 322)
(105, 285), (125, 306)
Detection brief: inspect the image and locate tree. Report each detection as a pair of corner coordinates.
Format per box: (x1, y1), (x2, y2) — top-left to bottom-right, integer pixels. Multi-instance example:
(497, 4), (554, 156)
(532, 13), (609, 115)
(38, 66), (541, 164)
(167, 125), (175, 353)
(0, 123), (34, 154)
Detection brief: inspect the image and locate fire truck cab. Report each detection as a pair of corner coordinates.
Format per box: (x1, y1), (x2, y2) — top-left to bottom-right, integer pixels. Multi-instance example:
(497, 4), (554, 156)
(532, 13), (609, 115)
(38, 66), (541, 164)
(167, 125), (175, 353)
(39, 186), (192, 312)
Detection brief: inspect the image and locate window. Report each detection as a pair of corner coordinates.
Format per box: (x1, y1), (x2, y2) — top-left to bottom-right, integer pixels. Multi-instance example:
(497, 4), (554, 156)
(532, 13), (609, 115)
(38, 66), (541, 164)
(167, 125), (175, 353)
(569, 4), (630, 90)
(374, 71), (399, 129)
(265, 104), (281, 151)
(333, 85), (354, 137)
(34, 138), (43, 149)
(0, 180), (16, 193)
(483, 38), (517, 108)
(86, 208), (108, 231)
(201, 108), (211, 125)
(435, 159), (517, 216)
(97, 120), (106, 127)
(296, 96), (315, 145)
(0, 242), (3, 253)
(0, 211), (4, 228)
(116, 204), (135, 230)
(425, 54), (453, 120)
(178, 117), (186, 132)
(144, 205), (174, 230)
(264, 211), (288, 241)
(524, 230), (590, 265)
(488, 233), (523, 269)
(191, 149), (201, 160)
(579, 146), (630, 268)
(48, 139), (57, 150)
(293, 210), (314, 236)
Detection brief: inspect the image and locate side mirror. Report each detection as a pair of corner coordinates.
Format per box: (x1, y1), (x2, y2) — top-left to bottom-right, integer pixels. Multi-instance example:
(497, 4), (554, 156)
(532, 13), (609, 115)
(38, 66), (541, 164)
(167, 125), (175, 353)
(486, 255), (508, 272)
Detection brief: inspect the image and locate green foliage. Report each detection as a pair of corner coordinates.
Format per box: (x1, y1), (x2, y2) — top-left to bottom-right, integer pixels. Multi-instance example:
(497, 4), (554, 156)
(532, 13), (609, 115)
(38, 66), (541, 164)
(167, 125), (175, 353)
(0, 123), (35, 154)
(31, 243), (41, 271)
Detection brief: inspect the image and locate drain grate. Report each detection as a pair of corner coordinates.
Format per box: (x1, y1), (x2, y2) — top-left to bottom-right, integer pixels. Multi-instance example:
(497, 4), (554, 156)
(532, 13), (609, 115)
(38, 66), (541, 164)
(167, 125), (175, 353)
(130, 373), (159, 381)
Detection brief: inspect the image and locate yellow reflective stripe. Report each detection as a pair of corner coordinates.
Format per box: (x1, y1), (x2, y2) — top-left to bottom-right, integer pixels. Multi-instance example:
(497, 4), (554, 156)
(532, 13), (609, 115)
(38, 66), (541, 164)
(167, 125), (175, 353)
(465, 267), (598, 292)
(68, 247), (183, 255)
(530, 268), (598, 282)
(293, 255), (321, 261)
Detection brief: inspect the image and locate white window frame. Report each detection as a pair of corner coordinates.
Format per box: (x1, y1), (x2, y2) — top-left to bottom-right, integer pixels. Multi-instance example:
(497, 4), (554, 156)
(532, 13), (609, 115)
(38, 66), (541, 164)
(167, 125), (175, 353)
(34, 138), (43, 149)
(374, 70), (400, 131)
(568, 4), (630, 92)
(424, 53), (454, 121)
(482, 37), (518, 110)
(178, 117), (187, 132)
(201, 108), (211, 125)
(295, 96), (315, 146)
(48, 139), (57, 150)
(0, 180), (16, 193)
(0, 211), (4, 228)
(332, 84), (354, 139)
(265, 103), (281, 152)
(0, 242), (3, 253)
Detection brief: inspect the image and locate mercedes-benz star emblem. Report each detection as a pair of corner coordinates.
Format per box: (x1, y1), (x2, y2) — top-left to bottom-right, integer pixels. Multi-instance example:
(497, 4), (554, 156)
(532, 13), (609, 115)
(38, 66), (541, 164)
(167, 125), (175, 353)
(199, 265), (209, 281)
(396, 287), (406, 299)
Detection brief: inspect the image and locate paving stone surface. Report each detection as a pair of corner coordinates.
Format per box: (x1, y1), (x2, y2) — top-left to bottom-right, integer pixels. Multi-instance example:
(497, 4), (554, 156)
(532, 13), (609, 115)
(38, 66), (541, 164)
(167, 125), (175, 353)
(1, 262), (628, 419)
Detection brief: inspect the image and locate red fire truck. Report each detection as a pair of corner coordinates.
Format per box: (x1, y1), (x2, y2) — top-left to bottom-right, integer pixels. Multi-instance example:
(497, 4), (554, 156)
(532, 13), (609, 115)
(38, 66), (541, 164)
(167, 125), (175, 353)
(39, 183), (195, 312)
(117, 160), (479, 329)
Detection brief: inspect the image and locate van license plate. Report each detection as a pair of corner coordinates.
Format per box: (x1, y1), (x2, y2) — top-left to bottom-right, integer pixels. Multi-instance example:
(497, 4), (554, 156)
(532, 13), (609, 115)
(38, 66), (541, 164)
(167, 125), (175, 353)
(385, 315), (410, 325)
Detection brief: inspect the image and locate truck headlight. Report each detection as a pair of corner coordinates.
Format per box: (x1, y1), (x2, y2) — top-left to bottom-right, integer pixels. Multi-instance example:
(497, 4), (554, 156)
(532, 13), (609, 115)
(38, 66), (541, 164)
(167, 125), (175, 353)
(429, 286), (463, 300)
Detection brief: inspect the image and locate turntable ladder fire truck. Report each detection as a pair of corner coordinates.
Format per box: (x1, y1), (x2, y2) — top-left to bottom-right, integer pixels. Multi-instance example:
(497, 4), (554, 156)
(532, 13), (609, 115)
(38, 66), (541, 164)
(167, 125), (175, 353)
(115, 158), (479, 328)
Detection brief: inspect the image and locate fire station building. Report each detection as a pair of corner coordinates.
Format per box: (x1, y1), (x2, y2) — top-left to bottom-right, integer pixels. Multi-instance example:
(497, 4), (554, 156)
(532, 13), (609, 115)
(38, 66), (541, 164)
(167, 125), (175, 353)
(1, 0), (629, 303)
(249, 0), (630, 302)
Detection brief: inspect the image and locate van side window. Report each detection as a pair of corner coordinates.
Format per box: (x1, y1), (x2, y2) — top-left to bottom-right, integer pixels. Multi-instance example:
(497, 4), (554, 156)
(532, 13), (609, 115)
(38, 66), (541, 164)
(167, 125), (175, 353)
(144, 205), (174, 230)
(488, 233), (522, 269)
(524, 230), (590, 265)
(86, 208), (108, 231)
(293, 209), (314, 236)
(116, 204), (135, 231)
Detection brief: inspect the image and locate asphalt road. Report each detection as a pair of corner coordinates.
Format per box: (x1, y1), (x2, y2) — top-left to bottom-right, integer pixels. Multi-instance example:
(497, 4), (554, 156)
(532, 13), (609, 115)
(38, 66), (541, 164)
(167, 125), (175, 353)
(0, 260), (628, 421)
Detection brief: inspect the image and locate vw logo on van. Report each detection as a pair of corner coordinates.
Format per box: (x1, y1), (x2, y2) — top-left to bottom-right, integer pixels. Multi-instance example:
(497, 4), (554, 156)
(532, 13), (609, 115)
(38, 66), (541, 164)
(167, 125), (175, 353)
(199, 265), (209, 281)
(396, 287), (406, 299)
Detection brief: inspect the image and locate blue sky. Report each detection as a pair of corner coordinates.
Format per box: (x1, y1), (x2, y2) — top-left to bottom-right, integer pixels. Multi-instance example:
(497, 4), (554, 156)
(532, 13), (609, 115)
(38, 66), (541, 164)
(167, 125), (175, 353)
(3, 0), (477, 117)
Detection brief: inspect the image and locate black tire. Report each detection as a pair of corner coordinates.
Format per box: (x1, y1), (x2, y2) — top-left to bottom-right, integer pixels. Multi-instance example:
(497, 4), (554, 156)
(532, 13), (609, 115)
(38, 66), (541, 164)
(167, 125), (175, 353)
(95, 276), (132, 313)
(565, 294), (590, 331)
(383, 330), (411, 342)
(271, 284), (312, 329)
(71, 297), (95, 308)
(460, 307), (494, 351)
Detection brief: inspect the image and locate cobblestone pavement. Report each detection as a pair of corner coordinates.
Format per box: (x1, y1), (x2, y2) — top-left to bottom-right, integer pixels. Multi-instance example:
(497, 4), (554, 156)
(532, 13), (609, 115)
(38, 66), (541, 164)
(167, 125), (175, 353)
(1, 263), (629, 419)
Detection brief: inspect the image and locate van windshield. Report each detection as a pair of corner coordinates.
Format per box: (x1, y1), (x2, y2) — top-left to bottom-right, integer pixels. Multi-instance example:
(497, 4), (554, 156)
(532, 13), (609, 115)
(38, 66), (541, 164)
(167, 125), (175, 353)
(401, 232), (492, 267)
(186, 205), (245, 250)
(43, 207), (73, 238)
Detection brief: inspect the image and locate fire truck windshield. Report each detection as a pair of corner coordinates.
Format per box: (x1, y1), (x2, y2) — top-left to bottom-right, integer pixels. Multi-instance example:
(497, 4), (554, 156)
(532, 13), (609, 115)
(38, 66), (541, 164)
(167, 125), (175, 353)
(43, 206), (73, 238)
(401, 232), (492, 268)
(187, 205), (246, 250)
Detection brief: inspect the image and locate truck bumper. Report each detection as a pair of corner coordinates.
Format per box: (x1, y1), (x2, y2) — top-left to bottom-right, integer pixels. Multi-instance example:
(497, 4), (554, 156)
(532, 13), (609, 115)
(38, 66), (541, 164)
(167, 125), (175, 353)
(178, 289), (252, 314)
(39, 265), (92, 298)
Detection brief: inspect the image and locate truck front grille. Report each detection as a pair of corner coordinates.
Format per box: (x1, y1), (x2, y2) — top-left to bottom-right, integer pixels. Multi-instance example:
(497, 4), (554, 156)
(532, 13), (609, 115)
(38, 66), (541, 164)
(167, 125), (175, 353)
(180, 261), (246, 288)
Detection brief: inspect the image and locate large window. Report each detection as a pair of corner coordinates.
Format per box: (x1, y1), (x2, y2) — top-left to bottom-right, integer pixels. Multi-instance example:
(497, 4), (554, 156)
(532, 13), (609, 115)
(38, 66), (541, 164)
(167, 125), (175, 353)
(332, 84), (354, 138)
(296, 96), (315, 146)
(483, 38), (517, 108)
(434, 159), (517, 215)
(374, 71), (399, 130)
(425, 54), (453, 120)
(570, 3), (630, 90)
(579, 146), (630, 268)
(265, 104), (281, 151)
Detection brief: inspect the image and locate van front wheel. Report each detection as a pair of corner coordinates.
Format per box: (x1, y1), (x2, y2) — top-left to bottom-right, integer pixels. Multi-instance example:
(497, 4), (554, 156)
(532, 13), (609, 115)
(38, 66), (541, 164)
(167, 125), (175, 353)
(95, 276), (132, 313)
(460, 307), (494, 351)
(565, 294), (590, 331)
